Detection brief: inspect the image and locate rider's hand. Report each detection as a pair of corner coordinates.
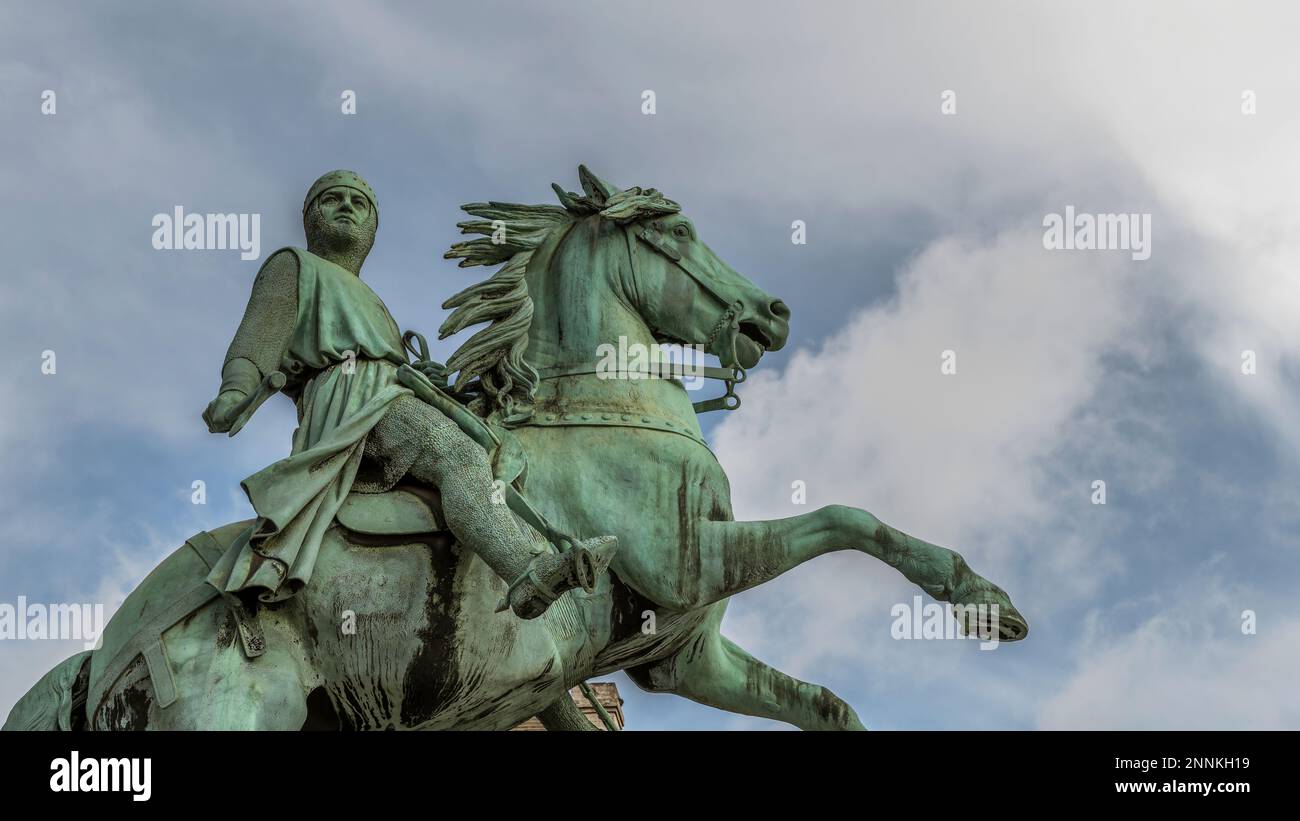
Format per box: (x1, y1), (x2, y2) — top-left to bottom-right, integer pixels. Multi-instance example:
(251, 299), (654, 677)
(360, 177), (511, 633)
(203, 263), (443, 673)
(413, 359), (449, 389)
(203, 390), (246, 433)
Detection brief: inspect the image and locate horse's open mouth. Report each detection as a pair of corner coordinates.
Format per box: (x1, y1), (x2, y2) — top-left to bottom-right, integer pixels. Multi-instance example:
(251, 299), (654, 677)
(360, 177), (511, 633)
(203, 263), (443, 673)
(733, 322), (773, 369)
(737, 321), (773, 350)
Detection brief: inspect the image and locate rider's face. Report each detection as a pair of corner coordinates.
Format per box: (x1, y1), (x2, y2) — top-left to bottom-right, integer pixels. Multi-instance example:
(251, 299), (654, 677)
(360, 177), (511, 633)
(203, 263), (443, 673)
(316, 186), (372, 228)
(305, 185), (376, 265)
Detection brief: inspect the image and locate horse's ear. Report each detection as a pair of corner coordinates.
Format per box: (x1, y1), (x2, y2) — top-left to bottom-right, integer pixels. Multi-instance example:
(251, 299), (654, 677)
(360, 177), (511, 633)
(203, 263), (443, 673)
(551, 183), (583, 212)
(578, 165), (619, 205)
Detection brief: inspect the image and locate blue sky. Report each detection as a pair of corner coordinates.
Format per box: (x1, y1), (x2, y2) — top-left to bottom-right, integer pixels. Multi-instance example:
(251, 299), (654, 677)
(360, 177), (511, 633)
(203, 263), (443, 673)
(3, 0), (1299, 729)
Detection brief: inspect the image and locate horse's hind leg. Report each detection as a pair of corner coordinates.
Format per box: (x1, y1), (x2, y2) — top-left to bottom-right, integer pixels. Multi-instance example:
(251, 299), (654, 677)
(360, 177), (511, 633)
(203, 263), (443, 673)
(626, 603), (866, 731)
(639, 506), (1027, 640)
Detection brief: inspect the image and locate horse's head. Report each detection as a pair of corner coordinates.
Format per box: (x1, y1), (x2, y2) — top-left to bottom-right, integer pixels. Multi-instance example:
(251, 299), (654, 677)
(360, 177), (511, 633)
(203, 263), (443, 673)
(558, 166), (790, 371)
(442, 166), (791, 419)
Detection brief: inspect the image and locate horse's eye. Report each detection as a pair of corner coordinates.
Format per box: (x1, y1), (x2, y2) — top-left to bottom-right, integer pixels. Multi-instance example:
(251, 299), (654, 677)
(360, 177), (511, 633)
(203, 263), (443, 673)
(673, 225), (690, 239)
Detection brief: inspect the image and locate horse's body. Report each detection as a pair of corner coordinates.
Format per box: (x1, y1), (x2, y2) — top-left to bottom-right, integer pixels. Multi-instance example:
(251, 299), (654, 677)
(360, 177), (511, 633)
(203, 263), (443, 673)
(79, 383), (737, 731)
(6, 167), (1026, 731)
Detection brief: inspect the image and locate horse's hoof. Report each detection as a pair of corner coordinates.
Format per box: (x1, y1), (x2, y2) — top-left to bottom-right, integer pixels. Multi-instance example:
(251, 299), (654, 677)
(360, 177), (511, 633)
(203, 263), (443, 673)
(951, 582), (1029, 642)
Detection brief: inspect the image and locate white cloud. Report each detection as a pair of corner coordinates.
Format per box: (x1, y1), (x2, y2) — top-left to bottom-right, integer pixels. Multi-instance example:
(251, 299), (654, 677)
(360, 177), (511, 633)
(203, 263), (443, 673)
(696, 222), (1176, 729)
(4, 0), (1299, 731)
(1038, 579), (1300, 729)
(714, 227), (1149, 598)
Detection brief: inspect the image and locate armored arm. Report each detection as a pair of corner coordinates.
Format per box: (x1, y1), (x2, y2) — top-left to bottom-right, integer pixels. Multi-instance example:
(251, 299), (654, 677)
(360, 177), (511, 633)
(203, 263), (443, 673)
(203, 250), (299, 432)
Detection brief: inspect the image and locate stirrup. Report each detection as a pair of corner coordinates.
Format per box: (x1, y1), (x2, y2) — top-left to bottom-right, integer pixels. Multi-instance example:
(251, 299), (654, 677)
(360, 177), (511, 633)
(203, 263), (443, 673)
(495, 554), (562, 614)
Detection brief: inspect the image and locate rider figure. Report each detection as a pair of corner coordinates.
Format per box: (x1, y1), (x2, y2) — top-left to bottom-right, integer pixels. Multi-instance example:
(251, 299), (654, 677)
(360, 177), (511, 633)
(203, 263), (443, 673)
(202, 170), (615, 618)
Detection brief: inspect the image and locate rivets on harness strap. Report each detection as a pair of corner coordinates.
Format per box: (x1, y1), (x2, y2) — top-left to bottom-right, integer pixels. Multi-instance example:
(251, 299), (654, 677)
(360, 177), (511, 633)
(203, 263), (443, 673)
(514, 410), (709, 449)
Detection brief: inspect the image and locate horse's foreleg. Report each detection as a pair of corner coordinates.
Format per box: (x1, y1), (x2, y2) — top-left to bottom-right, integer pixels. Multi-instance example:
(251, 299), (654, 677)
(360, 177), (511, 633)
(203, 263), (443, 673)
(626, 605), (865, 731)
(651, 505), (1026, 639)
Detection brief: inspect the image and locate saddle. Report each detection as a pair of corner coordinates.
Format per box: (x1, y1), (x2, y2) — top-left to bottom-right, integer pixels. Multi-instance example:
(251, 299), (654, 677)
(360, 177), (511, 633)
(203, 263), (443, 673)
(337, 363), (533, 538)
(337, 484), (447, 536)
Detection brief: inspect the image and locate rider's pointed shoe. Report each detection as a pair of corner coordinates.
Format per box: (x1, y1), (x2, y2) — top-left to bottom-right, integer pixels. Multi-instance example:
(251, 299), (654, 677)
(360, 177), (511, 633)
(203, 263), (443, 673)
(498, 535), (619, 620)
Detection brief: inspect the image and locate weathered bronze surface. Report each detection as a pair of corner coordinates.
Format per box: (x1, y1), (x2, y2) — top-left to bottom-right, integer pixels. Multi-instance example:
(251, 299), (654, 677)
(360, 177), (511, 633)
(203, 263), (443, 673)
(5, 166), (1026, 731)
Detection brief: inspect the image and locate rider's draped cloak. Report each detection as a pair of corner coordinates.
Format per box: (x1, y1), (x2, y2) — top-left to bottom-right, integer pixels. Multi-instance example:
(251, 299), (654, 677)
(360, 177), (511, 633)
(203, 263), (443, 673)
(206, 247), (412, 602)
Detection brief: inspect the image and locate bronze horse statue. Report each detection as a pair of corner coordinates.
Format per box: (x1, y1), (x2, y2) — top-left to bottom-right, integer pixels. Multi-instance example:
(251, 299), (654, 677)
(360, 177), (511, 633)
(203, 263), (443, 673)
(5, 166), (1026, 731)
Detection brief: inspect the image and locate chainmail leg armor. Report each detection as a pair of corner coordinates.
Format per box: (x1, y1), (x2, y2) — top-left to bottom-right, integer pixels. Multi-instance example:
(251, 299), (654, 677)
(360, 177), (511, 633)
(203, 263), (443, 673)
(360, 394), (544, 601)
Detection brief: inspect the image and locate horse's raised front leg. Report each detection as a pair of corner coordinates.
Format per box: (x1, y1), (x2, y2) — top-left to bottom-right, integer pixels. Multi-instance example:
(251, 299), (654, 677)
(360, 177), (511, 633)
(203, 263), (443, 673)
(648, 505), (1027, 639)
(626, 603), (865, 730)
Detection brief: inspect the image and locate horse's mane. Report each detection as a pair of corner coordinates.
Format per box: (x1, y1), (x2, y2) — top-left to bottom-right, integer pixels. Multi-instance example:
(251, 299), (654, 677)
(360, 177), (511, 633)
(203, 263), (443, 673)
(441, 166), (680, 421)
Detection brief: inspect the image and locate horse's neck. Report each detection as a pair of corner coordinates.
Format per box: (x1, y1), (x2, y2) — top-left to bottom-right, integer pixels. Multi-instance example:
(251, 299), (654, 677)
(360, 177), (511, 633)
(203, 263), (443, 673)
(525, 268), (701, 434)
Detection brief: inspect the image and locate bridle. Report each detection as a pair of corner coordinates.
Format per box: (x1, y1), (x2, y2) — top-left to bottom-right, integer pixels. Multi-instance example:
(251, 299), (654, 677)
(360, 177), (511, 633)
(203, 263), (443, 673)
(530, 221), (749, 415)
(628, 224), (743, 358)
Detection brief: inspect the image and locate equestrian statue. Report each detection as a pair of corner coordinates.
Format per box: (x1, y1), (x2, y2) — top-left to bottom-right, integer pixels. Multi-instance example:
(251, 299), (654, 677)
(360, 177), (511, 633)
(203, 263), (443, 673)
(5, 166), (1027, 731)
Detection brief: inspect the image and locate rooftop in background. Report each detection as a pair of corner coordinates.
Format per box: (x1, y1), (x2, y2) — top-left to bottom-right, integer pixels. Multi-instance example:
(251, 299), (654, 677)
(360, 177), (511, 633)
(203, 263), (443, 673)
(513, 682), (624, 731)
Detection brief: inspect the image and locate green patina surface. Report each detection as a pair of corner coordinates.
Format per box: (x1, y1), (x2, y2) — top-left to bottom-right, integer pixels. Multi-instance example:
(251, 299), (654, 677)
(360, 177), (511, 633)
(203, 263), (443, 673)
(5, 166), (1027, 732)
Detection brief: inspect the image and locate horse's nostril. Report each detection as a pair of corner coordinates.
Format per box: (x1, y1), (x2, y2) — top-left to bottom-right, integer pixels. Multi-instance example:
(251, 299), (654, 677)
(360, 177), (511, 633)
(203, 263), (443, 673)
(769, 300), (790, 321)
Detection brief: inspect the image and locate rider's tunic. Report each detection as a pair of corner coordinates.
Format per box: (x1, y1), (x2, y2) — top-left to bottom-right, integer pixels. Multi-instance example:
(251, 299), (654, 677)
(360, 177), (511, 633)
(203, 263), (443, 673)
(206, 247), (412, 603)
